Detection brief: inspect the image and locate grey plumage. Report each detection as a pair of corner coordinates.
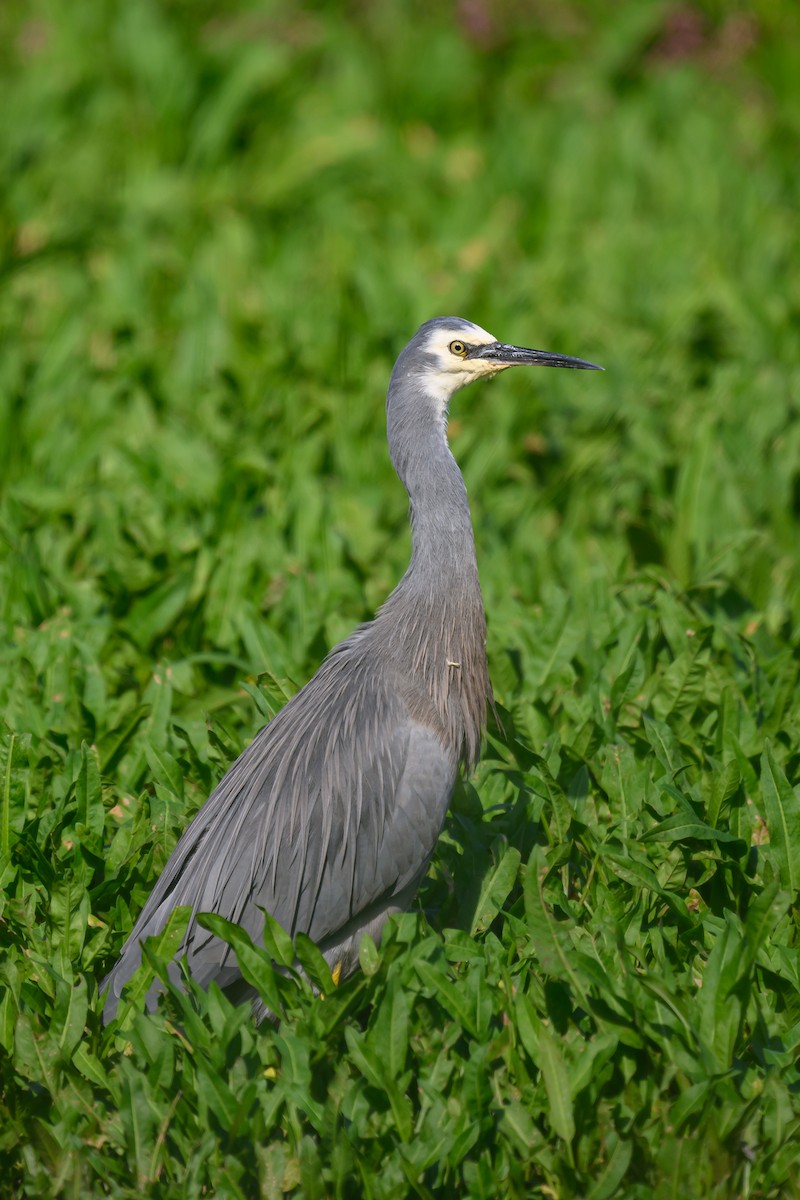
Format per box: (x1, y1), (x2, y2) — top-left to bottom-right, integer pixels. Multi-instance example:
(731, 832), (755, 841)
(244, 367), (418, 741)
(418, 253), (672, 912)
(101, 317), (601, 1023)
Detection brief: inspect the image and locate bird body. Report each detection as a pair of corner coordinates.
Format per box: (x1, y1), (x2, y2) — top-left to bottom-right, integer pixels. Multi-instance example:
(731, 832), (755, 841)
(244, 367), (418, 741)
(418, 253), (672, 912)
(102, 317), (601, 1022)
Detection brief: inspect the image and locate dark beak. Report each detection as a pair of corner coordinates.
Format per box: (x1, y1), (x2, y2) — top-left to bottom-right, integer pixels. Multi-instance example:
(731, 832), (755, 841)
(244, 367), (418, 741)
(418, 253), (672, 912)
(471, 342), (603, 371)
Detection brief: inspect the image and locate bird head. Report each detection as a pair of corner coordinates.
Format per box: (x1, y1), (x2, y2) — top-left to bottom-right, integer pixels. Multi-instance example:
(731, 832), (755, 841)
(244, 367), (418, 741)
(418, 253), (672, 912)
(401, 316), (603, 406)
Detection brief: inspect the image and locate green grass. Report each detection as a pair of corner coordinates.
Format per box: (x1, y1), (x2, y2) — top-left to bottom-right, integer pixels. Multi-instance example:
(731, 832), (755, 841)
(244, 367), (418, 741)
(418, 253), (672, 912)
(2, 0), (800, 1195)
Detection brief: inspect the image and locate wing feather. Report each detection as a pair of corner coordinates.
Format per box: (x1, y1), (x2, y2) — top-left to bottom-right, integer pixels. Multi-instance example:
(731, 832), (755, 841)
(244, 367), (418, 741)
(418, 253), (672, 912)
(102, 632), (455, 1018)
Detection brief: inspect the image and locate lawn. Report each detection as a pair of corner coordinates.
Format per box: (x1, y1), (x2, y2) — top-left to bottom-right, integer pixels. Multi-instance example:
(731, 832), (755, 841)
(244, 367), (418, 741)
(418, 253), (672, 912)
(2, 1), (800, 1196)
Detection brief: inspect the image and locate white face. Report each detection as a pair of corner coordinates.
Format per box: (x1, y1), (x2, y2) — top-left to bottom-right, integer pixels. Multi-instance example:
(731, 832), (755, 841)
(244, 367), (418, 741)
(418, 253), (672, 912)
(421, 322), (511, 404)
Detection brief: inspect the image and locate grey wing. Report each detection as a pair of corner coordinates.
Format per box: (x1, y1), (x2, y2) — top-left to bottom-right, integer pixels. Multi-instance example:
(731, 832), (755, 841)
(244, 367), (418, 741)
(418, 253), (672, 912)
(102, 658), (454, 1019)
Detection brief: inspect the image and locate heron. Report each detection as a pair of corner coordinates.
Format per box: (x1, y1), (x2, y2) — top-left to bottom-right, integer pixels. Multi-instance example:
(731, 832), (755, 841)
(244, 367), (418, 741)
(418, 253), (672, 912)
(101, 316), (601, 1023)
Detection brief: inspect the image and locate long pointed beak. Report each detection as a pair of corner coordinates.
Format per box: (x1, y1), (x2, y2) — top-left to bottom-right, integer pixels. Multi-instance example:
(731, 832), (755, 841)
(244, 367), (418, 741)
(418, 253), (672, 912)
(471, 342), (603, 371)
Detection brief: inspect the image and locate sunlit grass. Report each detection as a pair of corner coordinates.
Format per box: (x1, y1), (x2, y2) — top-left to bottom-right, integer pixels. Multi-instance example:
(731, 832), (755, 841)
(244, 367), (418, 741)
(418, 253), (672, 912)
(2, 1), (800, 1196)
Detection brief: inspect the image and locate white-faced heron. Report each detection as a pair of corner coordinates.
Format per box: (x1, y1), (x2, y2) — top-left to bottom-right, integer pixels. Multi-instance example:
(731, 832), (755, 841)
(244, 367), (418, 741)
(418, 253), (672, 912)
(102, 316), (602, 1022)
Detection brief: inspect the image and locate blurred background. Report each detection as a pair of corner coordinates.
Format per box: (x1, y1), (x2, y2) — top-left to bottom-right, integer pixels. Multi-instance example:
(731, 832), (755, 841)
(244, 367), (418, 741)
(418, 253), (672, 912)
(3, 3), (800, 1192)
(2, 0), (800, 804)
(2, 0), (799, 686)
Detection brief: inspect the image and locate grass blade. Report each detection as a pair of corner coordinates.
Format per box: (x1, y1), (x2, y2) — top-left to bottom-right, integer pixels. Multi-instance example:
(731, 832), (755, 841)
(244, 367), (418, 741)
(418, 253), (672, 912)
(760, 743), (800, 892)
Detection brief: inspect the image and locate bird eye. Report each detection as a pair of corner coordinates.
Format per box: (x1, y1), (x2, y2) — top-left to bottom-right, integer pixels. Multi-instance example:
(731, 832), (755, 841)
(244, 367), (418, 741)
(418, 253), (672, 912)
(449, 340), (467, 357)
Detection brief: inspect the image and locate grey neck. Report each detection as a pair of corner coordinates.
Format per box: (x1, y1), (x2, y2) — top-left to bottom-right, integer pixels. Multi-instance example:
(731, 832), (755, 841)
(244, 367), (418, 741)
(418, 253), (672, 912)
(386, 377), (479, 585)
(378, 372), (490, 766)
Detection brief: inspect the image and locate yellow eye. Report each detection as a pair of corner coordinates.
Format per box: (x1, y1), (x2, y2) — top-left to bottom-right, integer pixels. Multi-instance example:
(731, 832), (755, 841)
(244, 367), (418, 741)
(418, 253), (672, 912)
(449, 340), (467, 357)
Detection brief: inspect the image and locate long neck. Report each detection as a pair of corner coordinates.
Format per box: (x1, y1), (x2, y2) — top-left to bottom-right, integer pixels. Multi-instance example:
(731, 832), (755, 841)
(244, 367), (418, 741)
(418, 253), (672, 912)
(398, 428), (479, 584)
(379, 374), (491, 765)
